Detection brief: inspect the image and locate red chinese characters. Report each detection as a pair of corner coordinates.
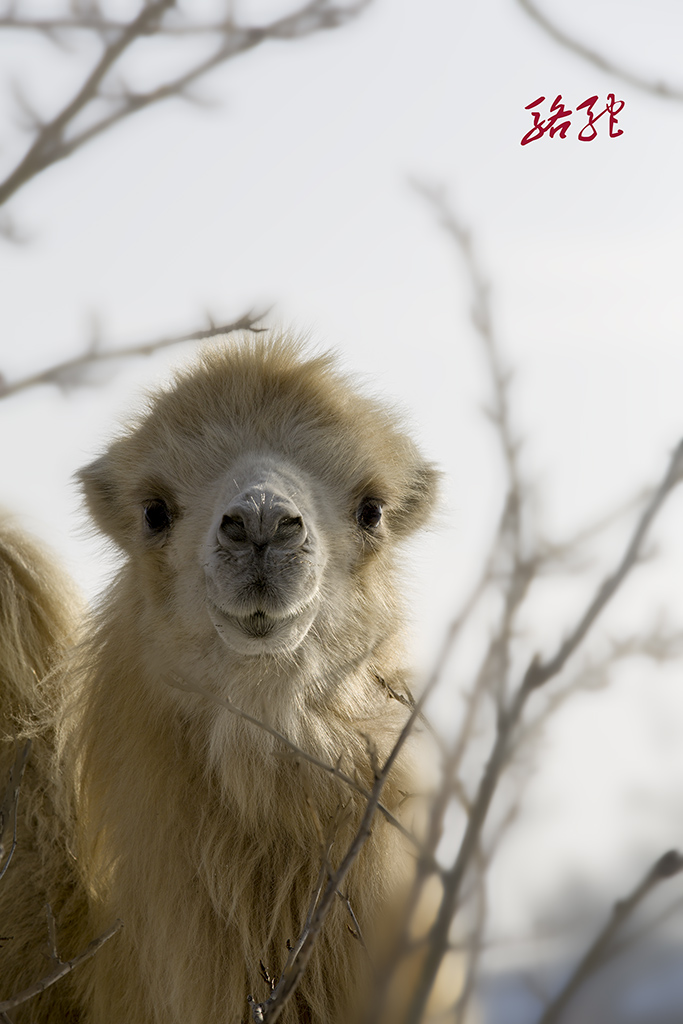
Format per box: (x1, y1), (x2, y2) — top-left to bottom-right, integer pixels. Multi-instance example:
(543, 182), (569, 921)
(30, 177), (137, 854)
(521, 95), (573, 145)
(576, 94), (625, 141)
(521, 93), (624, 145)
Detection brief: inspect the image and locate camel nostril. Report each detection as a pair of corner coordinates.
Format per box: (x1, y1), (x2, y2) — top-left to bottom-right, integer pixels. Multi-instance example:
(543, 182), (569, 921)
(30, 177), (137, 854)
(275, 515), (305, 542)
(219, 514), (247, 544)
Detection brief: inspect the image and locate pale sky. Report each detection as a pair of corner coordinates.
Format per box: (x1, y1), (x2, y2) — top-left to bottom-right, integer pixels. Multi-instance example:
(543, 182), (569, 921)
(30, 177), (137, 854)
(1, 0), (683, 963)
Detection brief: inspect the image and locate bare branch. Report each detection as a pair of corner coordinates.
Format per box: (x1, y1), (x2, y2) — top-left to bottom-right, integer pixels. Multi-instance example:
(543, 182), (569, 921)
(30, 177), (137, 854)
(372, 671), (444, 752)
(248, 662), (437, 1021)
(252, 828), (338, 1016)
(0, 918), (123, 1014)
(536, 850), (683, 1024)
(550, 487), (651, 553)
(515, 0), (683, 101)
(0, 14), (234, 35)
(0, 309), (269, 400)
(441, 840), (487, 1024)
(524, 438), (683, 691)
(336, 890), (371, 959)
(399, 436), (683, 1023)
(0, 0), (374, 209)
(518, 622), (683, 753)
(366, 183), (683, 1024)
(411, 179), (537, 724)
(0, 0), (175, 206)
(249, 782), (383, 1020)
(606, 888), (683, 962)
(411, 180), (524, 529)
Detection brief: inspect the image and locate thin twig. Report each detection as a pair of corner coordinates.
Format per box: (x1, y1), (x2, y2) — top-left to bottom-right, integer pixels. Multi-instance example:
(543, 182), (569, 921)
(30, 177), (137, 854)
(0, 14), (239, 35)
(0, 0), (374, 208)
(535, 850), (683, 1024)
(254, 834), (334, 1007)
(540, 487), (651, 566)
(517, 623), (683, 753)
(0, 310), (268, 400)
(0, 0), (174, 206)
(452, 840), (488, 1024)
(248, 777), (385, 1021)
(401, 438), (683, 1023)
(524, 438), (683, 691)
(0, 919), (123, 1013)
(336, 890), (371, 959)
(412, 179), (533, 719)
(248, 655), (440, 1021)
(515, 0), (683, 101)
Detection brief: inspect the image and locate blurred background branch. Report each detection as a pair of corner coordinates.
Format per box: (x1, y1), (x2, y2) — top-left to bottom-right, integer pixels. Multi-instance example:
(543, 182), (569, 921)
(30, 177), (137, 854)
(0, 309), (268, 399)
(0, 0), (374, 212)
(515, 0), (683, 100)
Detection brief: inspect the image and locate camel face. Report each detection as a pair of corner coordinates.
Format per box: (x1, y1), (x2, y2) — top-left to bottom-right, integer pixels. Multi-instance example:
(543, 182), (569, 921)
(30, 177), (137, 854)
(78, 337), (439, 710)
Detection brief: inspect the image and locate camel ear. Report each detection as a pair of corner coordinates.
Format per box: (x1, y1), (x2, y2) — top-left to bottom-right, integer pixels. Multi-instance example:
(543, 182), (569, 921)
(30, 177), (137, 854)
(391, 460), (440, 537)
(78, 454), (128, 548)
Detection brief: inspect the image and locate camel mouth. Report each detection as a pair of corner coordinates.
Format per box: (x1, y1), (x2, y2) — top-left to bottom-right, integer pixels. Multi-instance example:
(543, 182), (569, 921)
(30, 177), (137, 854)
(210, 599), (305, 634)
(207, 598), (317, 654)
(240, 610), (274, 638)
(208, 602), (288, 633)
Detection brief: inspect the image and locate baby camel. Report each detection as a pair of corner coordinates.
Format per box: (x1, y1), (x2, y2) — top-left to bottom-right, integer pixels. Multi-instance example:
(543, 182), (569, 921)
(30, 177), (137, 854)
(0, 333), (440, 1024)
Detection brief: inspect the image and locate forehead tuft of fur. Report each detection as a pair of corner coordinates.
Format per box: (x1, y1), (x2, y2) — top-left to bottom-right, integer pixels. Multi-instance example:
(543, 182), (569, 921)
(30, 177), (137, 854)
(80, 330), (439, 546)
(151, 332), (404, 454)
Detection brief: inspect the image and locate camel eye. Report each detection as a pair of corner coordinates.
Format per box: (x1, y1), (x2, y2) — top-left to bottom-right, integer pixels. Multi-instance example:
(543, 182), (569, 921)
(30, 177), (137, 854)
(144, 499), (172, 534)
(356, 498), (383, 531)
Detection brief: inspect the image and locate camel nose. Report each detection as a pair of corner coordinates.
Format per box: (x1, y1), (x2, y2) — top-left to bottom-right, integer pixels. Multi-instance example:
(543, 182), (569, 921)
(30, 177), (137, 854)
(216, 488), (307, 551)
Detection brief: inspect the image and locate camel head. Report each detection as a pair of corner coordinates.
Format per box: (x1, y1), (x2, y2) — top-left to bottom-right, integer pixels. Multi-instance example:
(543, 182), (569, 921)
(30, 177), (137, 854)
(78, 334), (439, 679)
